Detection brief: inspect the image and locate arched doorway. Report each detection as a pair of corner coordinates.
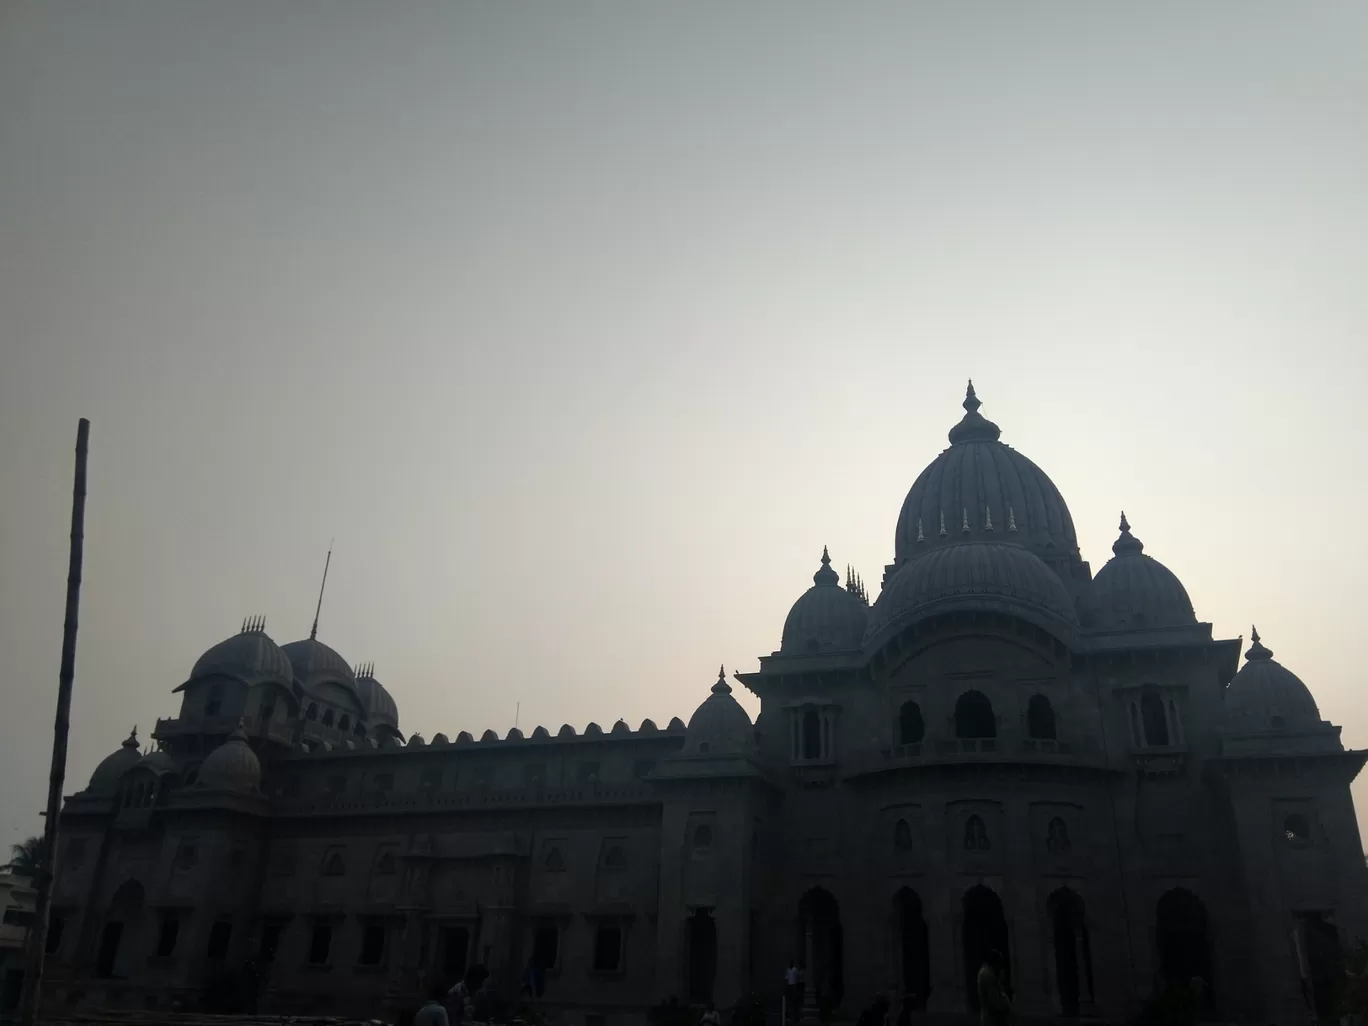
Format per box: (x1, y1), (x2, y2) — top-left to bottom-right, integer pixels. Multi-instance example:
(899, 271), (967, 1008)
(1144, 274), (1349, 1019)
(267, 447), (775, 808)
(1299, 912), (1343, 1022)
(1047, 888), (1093, 1016)
(1156, 889), (1212, 998)
(797, 887), (843, 1006)
(962, 885), (1009, 1014)
(97, 880), (145, 979)
(687, 908), (717, 1004)
(893, 888), (929, 1009)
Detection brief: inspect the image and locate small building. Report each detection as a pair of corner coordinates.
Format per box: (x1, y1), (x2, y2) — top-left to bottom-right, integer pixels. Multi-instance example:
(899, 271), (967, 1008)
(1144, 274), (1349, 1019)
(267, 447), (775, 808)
(0, 872), (36, 1013)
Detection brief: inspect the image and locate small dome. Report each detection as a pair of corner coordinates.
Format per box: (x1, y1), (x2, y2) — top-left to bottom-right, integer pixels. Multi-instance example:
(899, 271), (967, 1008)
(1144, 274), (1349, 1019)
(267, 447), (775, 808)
(1223, 628), (1324, 736)
(866, 541), (1077, 654)
(136, 751), (178, 776)
(780, 548), (870, 655)
(197, 724), (262, 792)
(683, 667), (755, 757)
(1085, 514), (1196, 630)
(354, 663), (400, 730)
(893, 383), (1079, 567)
(86, 728), (142, 794)
(281, 637), (356, 691)
(189, 620), (293, 686)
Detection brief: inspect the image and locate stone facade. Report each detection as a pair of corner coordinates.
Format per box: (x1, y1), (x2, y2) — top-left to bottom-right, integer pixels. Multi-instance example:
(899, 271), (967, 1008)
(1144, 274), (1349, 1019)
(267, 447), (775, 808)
(45, 385), (1368, 1024)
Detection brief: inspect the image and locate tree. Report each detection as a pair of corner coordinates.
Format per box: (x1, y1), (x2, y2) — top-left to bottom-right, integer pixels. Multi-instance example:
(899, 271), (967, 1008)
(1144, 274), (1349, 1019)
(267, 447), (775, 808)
(5, 836), (47, 878)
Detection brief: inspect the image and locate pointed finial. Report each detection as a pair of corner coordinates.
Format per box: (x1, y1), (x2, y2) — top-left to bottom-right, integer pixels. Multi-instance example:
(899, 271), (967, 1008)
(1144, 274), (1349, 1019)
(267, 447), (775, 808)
(984, 506), (994, 531)
(961, 508), (970, 534)
(813, 546), (839, 586)
(916, 517), (925, 543)
(963, 379), (980, 413)
(821, 545), (830, 566)
(1007, 505), (1017, 532)
(938, 510), (947, 537)
(1246, 625), (1273, 662)
(711, 665), (732, 695)
(948, 379), (1002, 444)
(309, 540), (334, 641)
(1112, 511), (1144, 555)
(122, 726), (139, 749)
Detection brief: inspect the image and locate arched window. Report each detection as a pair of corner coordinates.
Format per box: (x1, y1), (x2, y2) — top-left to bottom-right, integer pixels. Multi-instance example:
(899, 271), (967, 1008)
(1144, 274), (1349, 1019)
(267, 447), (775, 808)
(354, 721), (367, 738)
(1027, 694), (1056, 740)
(322, 851), (345, 877)
(1284, 813), (1311, 846)
(604, 846), (627, 871)
(321, 709), (335, 727)
(1046, 817), (1071, 855)
(338, 714), (350, 732)
(205, 684), (224, 718)
(1141, 690), (1170, 747)
(306, 703), (318, 722)
(801, 709), (822, 760)
(544, 847), (565, 873)
(693, 825), (713, 853)
(898, 701), (925, 745)
(893, 819), (914, 853)
(955, 691), (996, 739)
(964, 815), (991, 851)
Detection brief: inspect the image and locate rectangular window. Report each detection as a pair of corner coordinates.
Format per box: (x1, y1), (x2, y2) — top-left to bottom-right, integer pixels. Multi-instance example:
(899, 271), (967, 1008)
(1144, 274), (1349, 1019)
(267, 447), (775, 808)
(308, 923), (332, 965)
(577, 762), (600, 784)
(358, 923), (386, 966)
(260, 918), (286, 962)
(532, 923), (559, 971)
(155, 913), (180, 957)
(592, 924), (622, 972)
(206, 920), (232, 960)
(45, 915), (65, 955)
(372, 772), (394, 792)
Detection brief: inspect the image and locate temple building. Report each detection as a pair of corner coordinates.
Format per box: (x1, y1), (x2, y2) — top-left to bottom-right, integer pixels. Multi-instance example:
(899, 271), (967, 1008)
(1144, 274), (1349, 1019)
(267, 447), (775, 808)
(45, 384), (1367, 1024)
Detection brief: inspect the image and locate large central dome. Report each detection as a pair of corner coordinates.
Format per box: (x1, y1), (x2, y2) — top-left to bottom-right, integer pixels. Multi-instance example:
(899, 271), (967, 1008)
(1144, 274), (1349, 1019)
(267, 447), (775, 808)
(893, 383), (1079, 568)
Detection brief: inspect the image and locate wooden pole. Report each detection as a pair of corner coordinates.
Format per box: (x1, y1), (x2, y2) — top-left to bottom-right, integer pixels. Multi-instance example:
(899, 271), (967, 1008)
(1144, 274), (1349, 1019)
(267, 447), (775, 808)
(20, 418), (90, 1026)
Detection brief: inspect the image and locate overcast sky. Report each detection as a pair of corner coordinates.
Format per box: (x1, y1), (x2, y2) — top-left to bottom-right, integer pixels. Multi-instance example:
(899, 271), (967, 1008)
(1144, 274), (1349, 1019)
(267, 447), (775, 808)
(3, 1), (1367, 850)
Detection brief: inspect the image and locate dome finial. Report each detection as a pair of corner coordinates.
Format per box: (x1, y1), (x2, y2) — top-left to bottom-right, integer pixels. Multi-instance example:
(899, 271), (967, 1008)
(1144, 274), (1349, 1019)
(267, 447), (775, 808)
(712, 665), (732, 695)
(1247, 625), (1273, 661)
(1112, 510), (1144, 555)
(813, 546), (839, 586)
(948, 380), (1002, 445)
(122, 726), (139, 750)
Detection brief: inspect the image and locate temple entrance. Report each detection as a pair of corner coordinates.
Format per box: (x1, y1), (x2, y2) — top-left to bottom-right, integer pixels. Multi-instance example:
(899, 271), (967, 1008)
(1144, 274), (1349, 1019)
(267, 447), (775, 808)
(797, 887), (843, 1006)
(1298, 912), (1343, 1022)
(441, 926), (470, 978)
(894, 888), (930, 1010)
(96, 880), (145, 978)
(1047, 888), (1093, 1016)
(687, 909), (717, 1003)
(1156, 888), (1212, 999)
(962, 885), (1009, 1013)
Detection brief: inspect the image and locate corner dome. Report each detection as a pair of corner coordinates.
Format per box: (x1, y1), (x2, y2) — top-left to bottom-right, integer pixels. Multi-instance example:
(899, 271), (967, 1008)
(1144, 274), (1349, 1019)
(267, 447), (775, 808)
(86, 728), (142, 794)
(1084, 514), (1196, 631)
(866, 540), (1077, 654)
(281, 636), (357, 695)
(683, 667), (755, 757)
(354, 662), (399, 730)
(893, 383), (1079, 568)
(197, 723), (262, 792)
(189, 619), (293, 686)
(779, 548), (869, 655)
(1222, 628), (1326, 739)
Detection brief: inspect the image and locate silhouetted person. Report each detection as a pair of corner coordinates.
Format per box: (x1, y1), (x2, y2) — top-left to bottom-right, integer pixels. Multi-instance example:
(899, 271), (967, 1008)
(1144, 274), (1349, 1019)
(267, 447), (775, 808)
(977, 950), (1011, 1025)
(415, 983), (451, 1026)
(700, 1002), (721, 1026)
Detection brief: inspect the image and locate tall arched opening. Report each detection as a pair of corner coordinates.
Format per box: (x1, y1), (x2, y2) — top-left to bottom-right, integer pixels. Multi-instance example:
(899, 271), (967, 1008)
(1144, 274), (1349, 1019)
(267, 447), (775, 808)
(96, 879), (146, 979)
(1156, 889), (1212, 998)
(894, 888), (929, 1009)
(962, 885), (1009, 1014)
(1047, 887), (1093, 1016)
(797, 887), (843, 1006)
(686, 908), (717, 1004)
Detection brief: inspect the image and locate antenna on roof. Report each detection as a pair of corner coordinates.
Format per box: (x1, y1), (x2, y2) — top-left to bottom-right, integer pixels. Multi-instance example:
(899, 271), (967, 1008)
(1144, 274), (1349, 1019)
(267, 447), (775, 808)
(514, 701), (520, 731)
(309, 539), (334, 641)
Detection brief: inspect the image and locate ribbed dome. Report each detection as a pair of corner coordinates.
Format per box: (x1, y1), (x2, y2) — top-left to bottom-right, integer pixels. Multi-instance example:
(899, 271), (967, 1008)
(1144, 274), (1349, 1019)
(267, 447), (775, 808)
(683, 668), (755, 756)
(190, 620), (293, 686)
(893, 383), (1079, 567)
(866, 540), (1077, 653)
(197, 724), (262, 792)
(86, 728), (142, 794)
(355, 663), (399, 729)
(1085, 514), (1196, 630)
(1223, 628), (1323, 735)
(281, 637), (357, 692)
(780, 548), (869, 655)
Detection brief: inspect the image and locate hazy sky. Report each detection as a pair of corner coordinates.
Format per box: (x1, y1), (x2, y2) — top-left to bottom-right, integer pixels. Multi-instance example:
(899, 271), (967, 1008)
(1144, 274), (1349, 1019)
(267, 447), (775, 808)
(3, 2), (1368, 850)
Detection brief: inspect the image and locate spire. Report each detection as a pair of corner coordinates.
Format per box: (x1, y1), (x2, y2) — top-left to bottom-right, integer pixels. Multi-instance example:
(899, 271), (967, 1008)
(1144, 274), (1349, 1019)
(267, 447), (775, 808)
(1007, 505), (1017, 532)
(961, 508), (970, 534)
(984, 506), (994, 532)
(938, 510), (947, 537)
(309, 540), (334, 641)
(121, 726), (139, 750)
(947, 379), (1002, 445)
(813, 546), (839, 586)
(1246, 625), (1273, 662)
(1112, 511), (1144, 556)
(915, 517), (925, 543)
(711, 665), (732, 695)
